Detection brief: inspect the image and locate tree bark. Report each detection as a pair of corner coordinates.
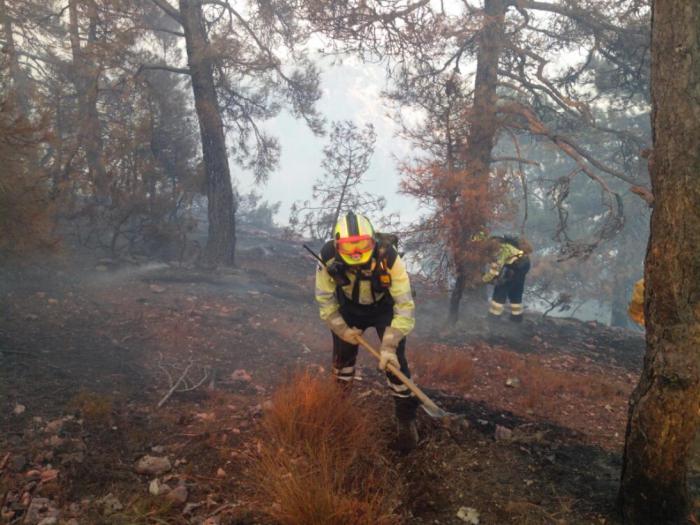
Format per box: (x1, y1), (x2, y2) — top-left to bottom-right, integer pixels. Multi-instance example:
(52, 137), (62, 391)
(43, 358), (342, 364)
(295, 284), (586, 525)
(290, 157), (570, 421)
(179, 0), (236, 266)
(619, 2), (700, 523)
(448, 0), (505, 324)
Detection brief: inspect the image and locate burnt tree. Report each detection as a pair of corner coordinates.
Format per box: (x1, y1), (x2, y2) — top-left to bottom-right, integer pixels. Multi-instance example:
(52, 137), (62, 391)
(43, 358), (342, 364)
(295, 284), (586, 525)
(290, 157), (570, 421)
(179, 0), (235, 265)
(68, 0), (110, 200)
(149, 0), (321, 266)
(448, 0), (505, 325)
(619, 1), (700, 523)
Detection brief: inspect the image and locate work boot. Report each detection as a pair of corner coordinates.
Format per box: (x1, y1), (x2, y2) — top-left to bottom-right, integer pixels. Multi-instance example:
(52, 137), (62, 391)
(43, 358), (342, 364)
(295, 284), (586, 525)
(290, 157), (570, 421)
(509, 314), (523, 323)
(395, 418), (419, 453)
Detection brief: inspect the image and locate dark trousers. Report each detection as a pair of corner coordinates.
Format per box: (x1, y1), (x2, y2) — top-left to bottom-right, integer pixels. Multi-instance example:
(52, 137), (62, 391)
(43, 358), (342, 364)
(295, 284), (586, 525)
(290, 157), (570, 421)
(332, 298), (419, 422)
(492, 258), (530, 314)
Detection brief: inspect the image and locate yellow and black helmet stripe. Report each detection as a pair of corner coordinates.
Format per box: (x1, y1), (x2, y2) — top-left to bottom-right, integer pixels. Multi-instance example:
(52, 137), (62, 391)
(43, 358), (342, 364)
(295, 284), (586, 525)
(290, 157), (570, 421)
(334, 212), (374, 240)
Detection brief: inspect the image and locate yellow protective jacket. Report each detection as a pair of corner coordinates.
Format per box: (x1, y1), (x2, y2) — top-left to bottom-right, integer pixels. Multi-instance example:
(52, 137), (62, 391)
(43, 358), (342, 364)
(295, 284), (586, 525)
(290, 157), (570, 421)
(482, 240), (526, 283)
(314, 240), (415, 336)
(628, 279), (645, 326)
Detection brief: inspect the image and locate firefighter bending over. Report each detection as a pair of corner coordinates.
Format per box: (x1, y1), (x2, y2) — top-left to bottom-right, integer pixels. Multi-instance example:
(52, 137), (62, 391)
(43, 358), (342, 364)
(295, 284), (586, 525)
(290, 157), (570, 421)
(482, 235), (533, 322)
(314, 212), (419, 452)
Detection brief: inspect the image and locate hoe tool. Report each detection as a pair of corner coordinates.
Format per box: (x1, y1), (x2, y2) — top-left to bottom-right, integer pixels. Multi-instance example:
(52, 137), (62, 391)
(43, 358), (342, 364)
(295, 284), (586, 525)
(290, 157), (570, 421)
(356, 335), (451, 419)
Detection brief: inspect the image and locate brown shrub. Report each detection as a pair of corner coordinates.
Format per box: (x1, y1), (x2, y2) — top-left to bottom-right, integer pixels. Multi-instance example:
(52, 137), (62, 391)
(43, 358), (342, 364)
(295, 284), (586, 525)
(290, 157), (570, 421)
(0, 98), (55, 258)
(413, 347), (474, 390)
(252, 372), (400, 525)
(67, 390), (113, 426)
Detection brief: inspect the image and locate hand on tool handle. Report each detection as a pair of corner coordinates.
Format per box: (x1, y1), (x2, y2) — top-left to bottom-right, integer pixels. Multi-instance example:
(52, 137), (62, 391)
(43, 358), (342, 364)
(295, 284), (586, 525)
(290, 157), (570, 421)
(378, 327), (403, 371)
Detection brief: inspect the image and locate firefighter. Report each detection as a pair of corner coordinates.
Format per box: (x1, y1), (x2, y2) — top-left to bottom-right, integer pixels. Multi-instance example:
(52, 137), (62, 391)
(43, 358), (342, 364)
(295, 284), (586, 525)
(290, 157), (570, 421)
(628, 278), (645, 326)
(314, 211), (419, 452)
(482, 235), (533, 322)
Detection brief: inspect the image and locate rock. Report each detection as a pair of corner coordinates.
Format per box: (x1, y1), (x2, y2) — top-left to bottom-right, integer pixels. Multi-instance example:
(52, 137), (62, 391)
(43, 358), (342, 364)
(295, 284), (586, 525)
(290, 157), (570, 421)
(135, 455), (172, 476)
(95, 265), (109, 272)
(230, 369), (252, 382)
(47, 298), (58, 305)
(9, 454), (26, 472)
(456, 506), (480, 524)
(25, 497), (60, 524)
(494, 425), (513, 441)
(165, 484), (188, 505)
(505, 377), (520, 388)
(44, 418), (64, 434)
(13, 403), (26, 415)
(37, 518), (58, 525)
(149, 284), (166, 293)
(216, 468), (226, 478)
(40, 469), (59, 484)
(48, 435), (64, 448)
(183, 502), (204, 516)
(99, 493), (123, 515)
(151, 445), (166, 454)
(149, 478), (170, 496)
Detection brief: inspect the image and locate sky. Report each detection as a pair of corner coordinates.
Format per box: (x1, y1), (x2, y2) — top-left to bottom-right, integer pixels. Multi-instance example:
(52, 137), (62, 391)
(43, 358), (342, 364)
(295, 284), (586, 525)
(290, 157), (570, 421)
(234, 56), (421, 227)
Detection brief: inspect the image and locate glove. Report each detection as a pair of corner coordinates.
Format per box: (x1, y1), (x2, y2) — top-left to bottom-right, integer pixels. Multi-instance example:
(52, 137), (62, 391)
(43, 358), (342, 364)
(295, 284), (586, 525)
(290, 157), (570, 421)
(326, 312), (363, 344)
(378, 327), (403, 371)
(482, 262), (500, 283)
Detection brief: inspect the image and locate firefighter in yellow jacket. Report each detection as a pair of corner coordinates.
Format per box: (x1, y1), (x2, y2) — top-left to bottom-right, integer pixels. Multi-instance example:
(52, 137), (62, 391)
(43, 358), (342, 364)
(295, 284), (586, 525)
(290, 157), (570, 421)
(315, 212), (419, 451)
(482, 235), (533, 322)
(628, 278), (645, 326)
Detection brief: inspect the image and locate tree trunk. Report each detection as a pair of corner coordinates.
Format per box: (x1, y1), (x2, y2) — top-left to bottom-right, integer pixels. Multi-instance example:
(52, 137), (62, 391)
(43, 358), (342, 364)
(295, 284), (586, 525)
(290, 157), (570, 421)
(179, 0), (236, 266)
(448, 263), (467, 324)
(68, 0), (109, 201)
(619, 2), (700, 523)
(448, 0), (505, 324)
(0, 0), (29, 113)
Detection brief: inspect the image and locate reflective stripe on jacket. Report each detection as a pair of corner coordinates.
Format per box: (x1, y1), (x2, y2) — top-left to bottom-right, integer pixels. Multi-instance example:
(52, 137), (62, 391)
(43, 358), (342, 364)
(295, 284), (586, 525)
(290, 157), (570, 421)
(482, 242), (525, 283)
(314, 241), (415, 336)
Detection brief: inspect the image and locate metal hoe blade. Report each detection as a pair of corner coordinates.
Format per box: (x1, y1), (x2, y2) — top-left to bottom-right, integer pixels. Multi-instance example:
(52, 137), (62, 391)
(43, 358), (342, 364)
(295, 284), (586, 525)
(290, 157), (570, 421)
(356, 335), (454, 420)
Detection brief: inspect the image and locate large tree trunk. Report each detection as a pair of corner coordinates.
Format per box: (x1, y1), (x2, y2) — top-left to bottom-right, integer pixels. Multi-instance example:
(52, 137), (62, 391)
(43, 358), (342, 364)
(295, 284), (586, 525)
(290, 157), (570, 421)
(68, 0), (109, 201)
(179, 0), (236, 266)
(619, 2), (700, 523)
(448, 0), (505, 324)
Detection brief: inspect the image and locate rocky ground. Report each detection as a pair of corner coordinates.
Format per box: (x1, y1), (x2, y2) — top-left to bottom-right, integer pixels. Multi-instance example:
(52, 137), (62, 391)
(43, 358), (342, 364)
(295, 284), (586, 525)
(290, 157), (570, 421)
(0, 230), (690, 524)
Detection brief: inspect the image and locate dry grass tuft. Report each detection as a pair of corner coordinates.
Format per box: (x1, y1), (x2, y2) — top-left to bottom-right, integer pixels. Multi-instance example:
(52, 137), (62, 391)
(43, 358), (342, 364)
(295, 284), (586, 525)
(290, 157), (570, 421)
(251, 372), (401, 525)
(412, 347), (475, 390)
(67, 390), (113, 426)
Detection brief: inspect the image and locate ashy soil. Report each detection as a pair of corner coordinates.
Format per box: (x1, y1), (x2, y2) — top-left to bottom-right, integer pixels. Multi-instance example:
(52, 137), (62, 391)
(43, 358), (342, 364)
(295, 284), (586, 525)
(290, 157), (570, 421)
(0, 230), (688, 524)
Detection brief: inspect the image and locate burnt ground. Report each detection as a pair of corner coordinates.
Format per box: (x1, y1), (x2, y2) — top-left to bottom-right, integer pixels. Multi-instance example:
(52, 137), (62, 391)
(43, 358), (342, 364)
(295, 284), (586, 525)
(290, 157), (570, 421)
(0, 231), (695, 524)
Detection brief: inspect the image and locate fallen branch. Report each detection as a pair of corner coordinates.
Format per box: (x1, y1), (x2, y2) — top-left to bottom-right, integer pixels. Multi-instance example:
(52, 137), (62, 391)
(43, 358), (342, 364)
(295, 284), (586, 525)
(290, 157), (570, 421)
(0, 452), (10, 470)
(157, 360), (194, 408)
(156, 356), (210, 408)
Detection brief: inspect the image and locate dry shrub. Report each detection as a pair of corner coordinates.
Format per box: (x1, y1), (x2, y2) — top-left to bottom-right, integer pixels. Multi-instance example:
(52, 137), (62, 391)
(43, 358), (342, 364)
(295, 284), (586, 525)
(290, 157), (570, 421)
(496, 352), (625, 413)
(67, 390), (113, 426)
(252, 372), (400, 525)
(412, 347), (474, 390)
(0, 98), (55, 258)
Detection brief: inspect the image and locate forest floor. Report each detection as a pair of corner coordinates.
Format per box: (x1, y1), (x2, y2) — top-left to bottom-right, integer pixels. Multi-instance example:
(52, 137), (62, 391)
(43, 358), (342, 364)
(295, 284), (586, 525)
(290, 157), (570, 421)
(0, 230), (695, 524)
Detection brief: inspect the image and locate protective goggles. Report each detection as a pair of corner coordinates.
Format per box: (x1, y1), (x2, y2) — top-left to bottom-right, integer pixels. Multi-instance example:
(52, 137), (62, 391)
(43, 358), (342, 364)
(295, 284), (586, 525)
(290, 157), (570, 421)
(336, 235), (375, 255)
